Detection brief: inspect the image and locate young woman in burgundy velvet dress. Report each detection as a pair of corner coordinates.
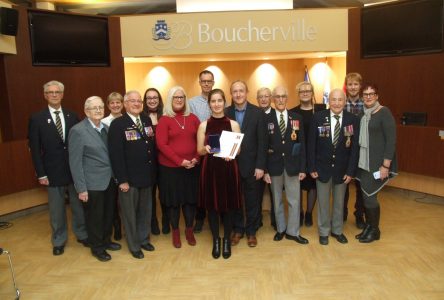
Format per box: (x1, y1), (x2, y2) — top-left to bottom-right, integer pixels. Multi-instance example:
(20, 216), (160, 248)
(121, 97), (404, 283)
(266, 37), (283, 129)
(197, 88), (242, 259)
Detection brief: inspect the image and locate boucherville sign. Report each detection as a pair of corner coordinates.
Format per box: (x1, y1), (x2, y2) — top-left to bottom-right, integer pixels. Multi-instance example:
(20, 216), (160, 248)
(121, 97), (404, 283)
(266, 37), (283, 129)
(120, 9), (348, 57)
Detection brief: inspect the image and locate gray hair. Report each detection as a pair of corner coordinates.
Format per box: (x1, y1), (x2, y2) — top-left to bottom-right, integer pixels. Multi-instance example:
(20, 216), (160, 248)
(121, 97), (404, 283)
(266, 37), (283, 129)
(329, 88), (346, 100)
(43, 80), (64, 92)
(84, 96), (104, 109)
(272, 86), (288, 96)
(123, 90), (141, 102)
(256, 87), (271, 99)
(163, 86), (190, 117)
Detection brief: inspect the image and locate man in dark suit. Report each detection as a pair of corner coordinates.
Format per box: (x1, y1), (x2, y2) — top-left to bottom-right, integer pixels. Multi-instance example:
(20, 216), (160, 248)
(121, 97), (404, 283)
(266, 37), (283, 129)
(28, 80), (88, 256)
(108, 90), (156, 259)
(263, 86), (309, 244)
(308, 88), (360, 246)
(69, 96), (121, 262)
(225, 80), (266, 247)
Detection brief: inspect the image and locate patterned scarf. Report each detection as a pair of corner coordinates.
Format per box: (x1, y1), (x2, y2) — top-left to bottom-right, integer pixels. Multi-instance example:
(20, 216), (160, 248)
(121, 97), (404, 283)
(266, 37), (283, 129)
(358, 101), (381, 171)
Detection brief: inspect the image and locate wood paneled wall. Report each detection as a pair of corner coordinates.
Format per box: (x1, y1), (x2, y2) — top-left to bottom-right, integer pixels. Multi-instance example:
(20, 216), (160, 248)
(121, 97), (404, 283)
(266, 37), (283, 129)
(347, 8), (444, 127)
(124, 57), (346, 109)
(0, 6), (126, 141)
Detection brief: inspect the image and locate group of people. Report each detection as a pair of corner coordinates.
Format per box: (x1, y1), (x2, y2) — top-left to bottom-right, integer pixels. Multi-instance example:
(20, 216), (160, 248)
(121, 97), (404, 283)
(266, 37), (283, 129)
(27, 70), (397, 262)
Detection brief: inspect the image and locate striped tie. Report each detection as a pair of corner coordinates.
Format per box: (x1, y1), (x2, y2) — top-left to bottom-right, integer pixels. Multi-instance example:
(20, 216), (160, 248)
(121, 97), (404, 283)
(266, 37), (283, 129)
(279, 113), (286, 137)
(136, 117), (143, 133)
(54, 111), (64, 141)
(333, 115), (340, 146)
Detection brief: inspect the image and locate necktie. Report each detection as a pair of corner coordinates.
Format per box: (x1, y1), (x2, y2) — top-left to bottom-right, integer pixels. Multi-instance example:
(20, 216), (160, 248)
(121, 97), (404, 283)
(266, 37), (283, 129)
(98, 127), (107, 145)
(54, 111), (64, 141)
(279, 113), (286, 137)
(136, 117), (143, 133)
(333, 115), (340, 146)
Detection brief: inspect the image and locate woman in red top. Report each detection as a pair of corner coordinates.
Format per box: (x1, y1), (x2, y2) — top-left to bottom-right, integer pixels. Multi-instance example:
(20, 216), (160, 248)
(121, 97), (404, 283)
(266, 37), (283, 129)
(156, 86), (201, 248)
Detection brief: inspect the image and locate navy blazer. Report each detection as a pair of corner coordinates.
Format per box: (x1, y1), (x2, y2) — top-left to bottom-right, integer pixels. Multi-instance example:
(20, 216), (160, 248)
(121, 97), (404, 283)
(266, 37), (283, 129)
(28, 107), (79, 186)
(108, 113), (156, 188)
(265, 109), (306, 177)
(225, 102), (267, 178)
(308, 109), (359, 184)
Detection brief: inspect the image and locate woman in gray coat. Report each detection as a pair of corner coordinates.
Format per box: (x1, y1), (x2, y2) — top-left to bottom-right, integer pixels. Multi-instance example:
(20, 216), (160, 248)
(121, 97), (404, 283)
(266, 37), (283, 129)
(356, 83), (397, 243)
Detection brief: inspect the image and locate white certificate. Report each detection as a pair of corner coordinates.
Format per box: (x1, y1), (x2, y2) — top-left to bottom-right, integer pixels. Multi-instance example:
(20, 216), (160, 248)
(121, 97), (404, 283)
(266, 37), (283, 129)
(213, 130), (244, 159)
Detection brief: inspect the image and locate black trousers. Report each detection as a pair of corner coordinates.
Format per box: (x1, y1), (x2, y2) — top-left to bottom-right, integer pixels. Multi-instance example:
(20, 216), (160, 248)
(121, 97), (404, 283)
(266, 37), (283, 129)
(344, 180), (364, 217)
(83, 179), (116, 254)
(233, 175), (261, 236)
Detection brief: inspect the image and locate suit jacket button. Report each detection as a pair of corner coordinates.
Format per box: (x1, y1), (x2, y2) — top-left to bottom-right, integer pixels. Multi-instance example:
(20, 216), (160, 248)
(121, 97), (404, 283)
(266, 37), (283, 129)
(282, 141), (285, 144)
(332, 164), (335, 167)
(332, 155), (335, 158)
(282, 153), (285, 157)
(146, 141), (148, 144)
(148, 161), (152, 163)
(64, 146), (67, 150)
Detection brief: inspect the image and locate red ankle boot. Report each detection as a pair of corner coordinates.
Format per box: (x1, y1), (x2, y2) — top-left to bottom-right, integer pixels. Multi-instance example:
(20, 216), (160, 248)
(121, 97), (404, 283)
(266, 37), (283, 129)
(172, 228), (181, 248)
(185, 227), (196, 246)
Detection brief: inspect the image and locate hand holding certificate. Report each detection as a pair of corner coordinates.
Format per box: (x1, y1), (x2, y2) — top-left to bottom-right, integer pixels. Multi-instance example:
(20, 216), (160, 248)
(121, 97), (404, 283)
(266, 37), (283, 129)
(213, 130), (244, 159)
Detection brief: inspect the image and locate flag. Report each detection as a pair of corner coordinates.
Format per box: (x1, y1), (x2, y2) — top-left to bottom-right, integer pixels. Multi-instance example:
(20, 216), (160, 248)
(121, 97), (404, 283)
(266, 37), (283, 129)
(304, 65), (310, 82)
(322, 78), (330, 105)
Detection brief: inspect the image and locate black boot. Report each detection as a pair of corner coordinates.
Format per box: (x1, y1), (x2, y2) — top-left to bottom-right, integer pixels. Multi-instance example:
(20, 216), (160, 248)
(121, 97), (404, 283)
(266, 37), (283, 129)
(161, 205), (170, 234)
(300, 211), (304, 226)
(212, 237), (221, 259)
(304, 212), (313, 227)
(222, 237), (231, 259)
(359, 206), (380, 243)
(151, 217), (160, 235)
(355, 211), (365, 230)
(355, 207), (370, 239)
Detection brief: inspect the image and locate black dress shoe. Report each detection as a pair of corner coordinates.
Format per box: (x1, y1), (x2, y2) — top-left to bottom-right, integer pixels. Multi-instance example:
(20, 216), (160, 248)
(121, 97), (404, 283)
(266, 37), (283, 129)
(131, 250), (144, 259)
(222, 237), (231, 259)
(273, 232), (285, 241)
(53, 246), (64, 256)
(212, 237), (221, 259)
(331, 233), (348, 244)
(77, 239), (90, 248)
(141, 243), (155, 251)
(319, 236), (329, 245)
(286, 234), (309, 244)
(193, 219), (204, 233)
(93, 251), (111, 262)
(107, 242), (122, 251)
(355, 214), (365, 229)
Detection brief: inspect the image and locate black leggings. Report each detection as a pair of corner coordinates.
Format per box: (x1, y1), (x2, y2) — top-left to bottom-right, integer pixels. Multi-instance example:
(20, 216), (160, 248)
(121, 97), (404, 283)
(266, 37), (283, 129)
(169, 204), (196, 229)
(208, 210), (233, 239)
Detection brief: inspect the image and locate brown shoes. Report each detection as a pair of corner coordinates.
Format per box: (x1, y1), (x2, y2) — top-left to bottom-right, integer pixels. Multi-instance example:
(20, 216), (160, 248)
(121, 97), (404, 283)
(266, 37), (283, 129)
(231, 232), (243, 246)
(247, 235), (257, 247)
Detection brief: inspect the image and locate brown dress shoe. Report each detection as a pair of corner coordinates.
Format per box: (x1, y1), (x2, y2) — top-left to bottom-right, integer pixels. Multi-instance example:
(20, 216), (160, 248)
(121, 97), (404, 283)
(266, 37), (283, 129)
(247, 235), (257, 247)
(231, 232), (242, 246)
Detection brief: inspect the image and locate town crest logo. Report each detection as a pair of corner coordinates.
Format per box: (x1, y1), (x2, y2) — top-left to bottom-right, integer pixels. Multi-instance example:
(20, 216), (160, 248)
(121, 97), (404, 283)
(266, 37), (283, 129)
(152, 20), (171, 40)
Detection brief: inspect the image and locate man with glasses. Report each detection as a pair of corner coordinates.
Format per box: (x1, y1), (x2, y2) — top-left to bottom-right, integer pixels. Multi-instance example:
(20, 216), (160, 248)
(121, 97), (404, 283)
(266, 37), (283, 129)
(343, 72), (365, 229)
(263, 86), (308, 244)
(189, 70), (214, 233)
(69, 96), (121, 262)
(256, 87), (276, 230)
(28, 80), (88, 256)
(308, 89), (359, 246)
(108, 91), (157, 259)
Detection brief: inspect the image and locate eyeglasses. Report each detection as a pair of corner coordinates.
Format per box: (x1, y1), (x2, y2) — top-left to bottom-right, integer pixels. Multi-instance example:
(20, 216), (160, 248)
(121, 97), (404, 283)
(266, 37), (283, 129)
(173, 96), (185, 100)
(199, 80), (214, 85)
(45, 91), (62, 95)
(127, 99), (143, 104)
(145, 96), (159, 101)
(362, 92), (377, 98)
(273, 95), (287, 99)
(87, 106), (104, 111)
(258, 95), (271, 99)
(299, 90), (313, 94)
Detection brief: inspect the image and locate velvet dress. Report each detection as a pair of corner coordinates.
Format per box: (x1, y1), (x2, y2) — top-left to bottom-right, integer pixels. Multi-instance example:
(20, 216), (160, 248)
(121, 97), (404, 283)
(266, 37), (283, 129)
(199, 116), (242, 212)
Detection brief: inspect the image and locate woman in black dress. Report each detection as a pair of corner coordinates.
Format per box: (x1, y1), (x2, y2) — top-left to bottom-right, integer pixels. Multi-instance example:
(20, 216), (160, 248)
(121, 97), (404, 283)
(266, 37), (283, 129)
(197, 89), (242, 259)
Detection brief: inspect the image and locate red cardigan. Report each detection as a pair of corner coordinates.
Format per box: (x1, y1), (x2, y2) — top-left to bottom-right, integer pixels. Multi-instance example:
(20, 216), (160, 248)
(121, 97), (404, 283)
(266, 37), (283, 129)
(156, 113), (200, 167)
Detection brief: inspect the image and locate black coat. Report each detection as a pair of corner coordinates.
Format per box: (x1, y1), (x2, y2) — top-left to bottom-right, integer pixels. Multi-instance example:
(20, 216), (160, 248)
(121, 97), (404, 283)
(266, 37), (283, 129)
(225, 102), (267, 178)
(308, 109), (359, 184)
(108, 113), (156, 188)
(265, 109), (306, 177)
(28, 107), (79, 186)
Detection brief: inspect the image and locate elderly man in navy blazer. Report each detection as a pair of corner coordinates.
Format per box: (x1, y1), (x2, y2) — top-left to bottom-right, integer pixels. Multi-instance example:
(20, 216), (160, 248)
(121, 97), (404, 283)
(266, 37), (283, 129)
(226, 80), (267, 248)
(28, 80), (87, 256)
(69, 96), (121, 262)
(308, 88), (359, 245)
(263, 86), (309, 244)
(108, 90), (156, 259)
